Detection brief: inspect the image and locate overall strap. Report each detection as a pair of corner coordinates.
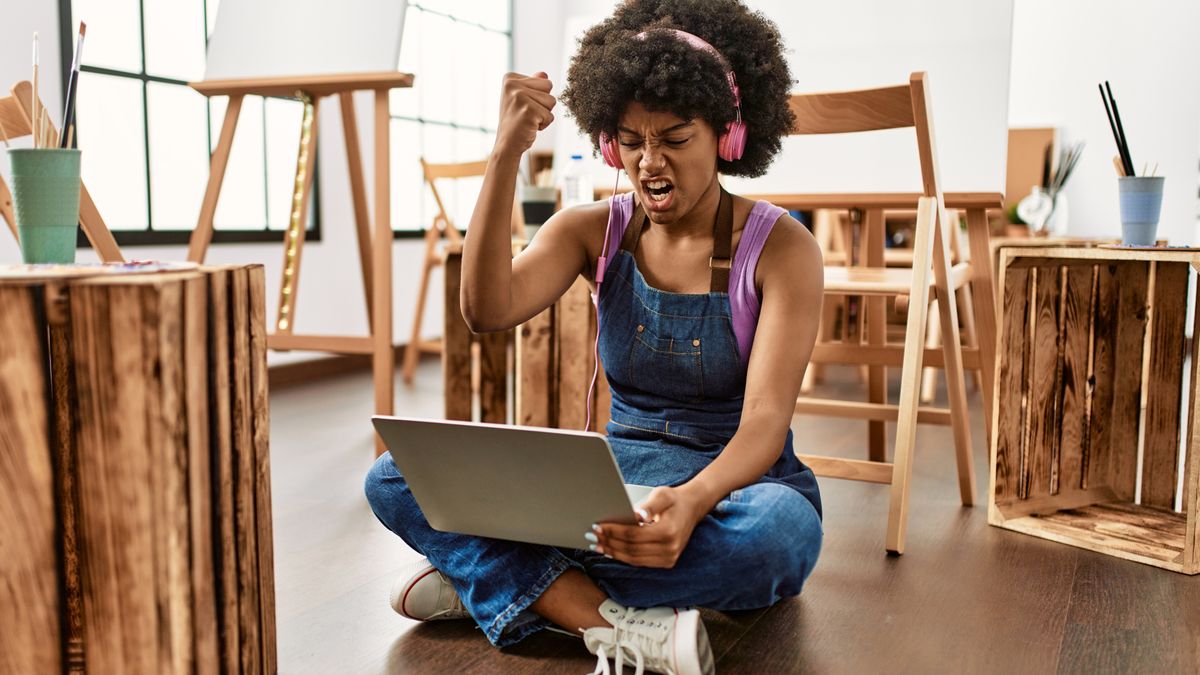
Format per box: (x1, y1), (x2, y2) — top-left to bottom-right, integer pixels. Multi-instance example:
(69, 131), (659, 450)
(619, 187), (735, 293)
(709, 188), (733, 292)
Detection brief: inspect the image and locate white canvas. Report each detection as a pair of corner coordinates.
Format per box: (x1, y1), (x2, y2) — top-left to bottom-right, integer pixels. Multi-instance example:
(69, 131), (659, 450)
(204, 0), (407, 81)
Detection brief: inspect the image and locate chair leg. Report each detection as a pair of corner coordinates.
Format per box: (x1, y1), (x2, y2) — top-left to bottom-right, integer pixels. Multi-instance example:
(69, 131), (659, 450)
(403, 231), (439, 384)
(929, 213), (976, 508)
(886, 199), (937, 555)
(957, 282), (981, 392)
(867, 295), (887, 462)
(920, 299), (941, 403)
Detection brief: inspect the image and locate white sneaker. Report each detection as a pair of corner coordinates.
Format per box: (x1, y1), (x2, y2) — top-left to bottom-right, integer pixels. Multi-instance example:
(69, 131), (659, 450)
(582, 599), (715, 675)
(389, 558), (470, 621)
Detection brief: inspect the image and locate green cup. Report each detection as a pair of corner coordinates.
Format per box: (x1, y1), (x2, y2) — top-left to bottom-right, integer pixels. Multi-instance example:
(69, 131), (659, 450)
(9, 148), (82, 264)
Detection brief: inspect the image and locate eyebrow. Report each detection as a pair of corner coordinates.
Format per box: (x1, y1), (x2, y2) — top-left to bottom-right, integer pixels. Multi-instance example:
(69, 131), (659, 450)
(616, 121), (694, 135)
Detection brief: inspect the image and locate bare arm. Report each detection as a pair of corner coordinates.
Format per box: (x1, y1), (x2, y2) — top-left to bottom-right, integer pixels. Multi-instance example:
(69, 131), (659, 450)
(461, 72), (601, 332)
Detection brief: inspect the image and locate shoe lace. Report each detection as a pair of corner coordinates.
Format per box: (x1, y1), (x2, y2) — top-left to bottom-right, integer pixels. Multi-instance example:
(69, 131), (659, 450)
(589, 606), (669, 675)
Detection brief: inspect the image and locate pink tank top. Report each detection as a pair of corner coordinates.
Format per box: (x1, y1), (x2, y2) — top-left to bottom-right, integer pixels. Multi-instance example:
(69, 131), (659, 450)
(602, 192), (786, 366)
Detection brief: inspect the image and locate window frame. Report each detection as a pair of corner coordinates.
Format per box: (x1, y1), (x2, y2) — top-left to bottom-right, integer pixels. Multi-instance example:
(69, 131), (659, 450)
(58, 0), (323, 247)
(388, 1), (513, 238)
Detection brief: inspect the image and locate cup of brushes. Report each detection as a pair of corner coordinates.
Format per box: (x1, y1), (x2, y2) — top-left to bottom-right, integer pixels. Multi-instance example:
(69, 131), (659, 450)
(8, 24), (86, 264)
(1100, 80), (1164, 247)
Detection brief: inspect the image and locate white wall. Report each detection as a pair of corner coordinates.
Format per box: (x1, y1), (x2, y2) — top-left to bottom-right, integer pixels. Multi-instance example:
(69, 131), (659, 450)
(519, 0), (1200, 245)
(1008, 0), (1200, 245)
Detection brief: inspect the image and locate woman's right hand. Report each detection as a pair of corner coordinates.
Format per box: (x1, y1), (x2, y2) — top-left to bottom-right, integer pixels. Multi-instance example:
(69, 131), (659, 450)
(494, 72), (556, 157)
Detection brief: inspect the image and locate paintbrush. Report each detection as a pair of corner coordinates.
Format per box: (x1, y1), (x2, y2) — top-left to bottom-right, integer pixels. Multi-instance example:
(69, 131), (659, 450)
(1099, 84), (1132, 177)
(60, 22), (86, 149)
(32, 32), (40, 148)
(1105, 81), (1135, 176)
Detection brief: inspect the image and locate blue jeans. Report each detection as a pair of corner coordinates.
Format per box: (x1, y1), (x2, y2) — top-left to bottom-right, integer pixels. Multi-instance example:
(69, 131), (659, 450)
(364, 453), (823, 647)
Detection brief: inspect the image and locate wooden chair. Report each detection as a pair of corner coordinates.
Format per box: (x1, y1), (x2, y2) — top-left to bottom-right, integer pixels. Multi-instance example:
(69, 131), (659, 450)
(0, 81), (123, 262)
(401, 158), (524, 384)
(786, 72), (999, 554)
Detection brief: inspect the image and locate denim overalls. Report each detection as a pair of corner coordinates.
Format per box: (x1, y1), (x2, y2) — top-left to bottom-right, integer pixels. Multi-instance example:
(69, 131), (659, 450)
(366, 191), (823, 647)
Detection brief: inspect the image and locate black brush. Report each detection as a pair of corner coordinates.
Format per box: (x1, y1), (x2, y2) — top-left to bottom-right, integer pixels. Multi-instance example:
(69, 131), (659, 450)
(1105, 81), (1135, 176)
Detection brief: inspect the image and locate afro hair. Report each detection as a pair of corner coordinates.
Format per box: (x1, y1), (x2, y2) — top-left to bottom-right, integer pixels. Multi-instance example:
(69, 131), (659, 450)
(560, 0), (796, 178)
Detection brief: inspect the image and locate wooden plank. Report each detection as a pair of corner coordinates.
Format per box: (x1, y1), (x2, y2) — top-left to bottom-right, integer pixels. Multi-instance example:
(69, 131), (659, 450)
(996, 486), (1118, 519)
(183, 275), (219, 675)
(864, 208), (887, 462)
(794, 398), (952, 425)
(556, 278), (593, 431)
(0, 285), (61, 675)
(516, 307), (554, 427)
(810, 343), (982, 370)
(188, 96), (243, 263)
(372, 88), (395, 454)
(1107, 262), (1150, 501)
(1023, 265), (1062, 500)
(206, 269), (240, 674)
(190, 71), (414, 98)
(230, 267), (262, 674)
(789, 85), (914, 134)
(275, 97), (320, 335)
(45, 283), (86, 675)
(443, 251), (472, 421)
(267, 333), (375, 354)
(70, 281), (159, 673)
(338, 91), (375, 323)
(1058, 265), (1094, 495)
(144, 278), (195, 674)
(477, 328), (508, 424)
(965, 208), (998, 440)
(1086, 264), (1118, 492)
(1186, 268), (1200, 572)
(247, 267), (278, 675)
(992, 264), (1030, 509)
(797, 455), (894, 484)
(1142, 262), (1188, 508)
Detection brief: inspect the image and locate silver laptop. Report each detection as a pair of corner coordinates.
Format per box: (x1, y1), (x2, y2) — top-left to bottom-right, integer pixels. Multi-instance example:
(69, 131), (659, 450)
(372, 416), (654, 550)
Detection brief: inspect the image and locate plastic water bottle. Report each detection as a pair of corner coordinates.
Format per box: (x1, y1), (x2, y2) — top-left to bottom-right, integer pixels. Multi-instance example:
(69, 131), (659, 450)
(561, 154), (594, 209)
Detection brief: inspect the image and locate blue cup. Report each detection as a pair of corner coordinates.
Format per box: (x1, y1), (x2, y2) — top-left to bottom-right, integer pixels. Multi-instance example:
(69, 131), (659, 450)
(1118, 176), (1164, 246)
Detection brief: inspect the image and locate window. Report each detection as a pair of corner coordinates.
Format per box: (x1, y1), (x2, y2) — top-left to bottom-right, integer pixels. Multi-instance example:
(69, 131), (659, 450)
(60, 1), (511, 245)
(60, 0), (319, 246)
(390, 2), (512, 234)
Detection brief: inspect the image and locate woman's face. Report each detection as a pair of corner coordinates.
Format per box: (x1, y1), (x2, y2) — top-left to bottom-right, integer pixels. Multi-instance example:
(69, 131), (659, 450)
(615, 101), (719, 224)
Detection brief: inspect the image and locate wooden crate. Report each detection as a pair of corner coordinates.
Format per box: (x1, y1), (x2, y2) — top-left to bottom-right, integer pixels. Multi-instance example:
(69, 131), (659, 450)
(442, 249), (609, 432)
(0, 263), (276, 673)
(989, 246), (1200, 574)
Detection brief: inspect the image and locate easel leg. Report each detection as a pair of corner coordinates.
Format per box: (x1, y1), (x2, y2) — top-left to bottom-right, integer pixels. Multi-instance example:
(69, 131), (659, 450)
(275, 96), (320, 334)
(339, 92), (374, 324)
(189, 95), (244, 263)
(372, 89), (395, 455)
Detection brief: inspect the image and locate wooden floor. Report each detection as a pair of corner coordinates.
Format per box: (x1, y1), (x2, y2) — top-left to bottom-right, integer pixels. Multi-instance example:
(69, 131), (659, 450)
(269, 361), (1200, 674)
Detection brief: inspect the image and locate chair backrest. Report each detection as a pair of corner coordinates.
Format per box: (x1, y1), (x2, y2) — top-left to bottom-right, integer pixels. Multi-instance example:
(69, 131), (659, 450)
(0, 80), (124, 262)
(788, 72), (942, 200)
(420, 158), (486, 244)
(420, 157), (527, 242)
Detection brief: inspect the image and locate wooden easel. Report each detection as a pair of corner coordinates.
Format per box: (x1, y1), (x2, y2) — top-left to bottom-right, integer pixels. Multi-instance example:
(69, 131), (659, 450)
(0, 80), (124, 262)
(185, 72), (413, 455)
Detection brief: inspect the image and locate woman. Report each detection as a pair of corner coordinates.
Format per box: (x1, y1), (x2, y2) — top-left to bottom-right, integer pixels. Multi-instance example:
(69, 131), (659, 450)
(366, 2), (823, 673)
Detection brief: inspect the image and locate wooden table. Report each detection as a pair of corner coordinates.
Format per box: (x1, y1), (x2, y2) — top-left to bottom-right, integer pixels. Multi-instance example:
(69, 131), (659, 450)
(0, 263), (276, 673)
(990, 245), (1200, 573)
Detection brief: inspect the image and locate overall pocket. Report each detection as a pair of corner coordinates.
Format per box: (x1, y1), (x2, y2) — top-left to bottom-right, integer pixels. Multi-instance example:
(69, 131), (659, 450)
(625, 322), (705, 401)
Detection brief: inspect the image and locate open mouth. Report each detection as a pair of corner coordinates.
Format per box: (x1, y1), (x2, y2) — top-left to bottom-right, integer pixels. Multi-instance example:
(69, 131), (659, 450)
(642, 179), (674, 205)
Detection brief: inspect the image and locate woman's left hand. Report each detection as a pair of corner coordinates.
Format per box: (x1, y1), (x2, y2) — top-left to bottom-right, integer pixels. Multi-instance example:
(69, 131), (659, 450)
(593, 486), (709, 568)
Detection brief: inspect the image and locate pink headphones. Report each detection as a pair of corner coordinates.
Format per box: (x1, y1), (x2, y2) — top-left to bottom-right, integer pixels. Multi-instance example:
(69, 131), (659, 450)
(597, 28), (747, 169)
